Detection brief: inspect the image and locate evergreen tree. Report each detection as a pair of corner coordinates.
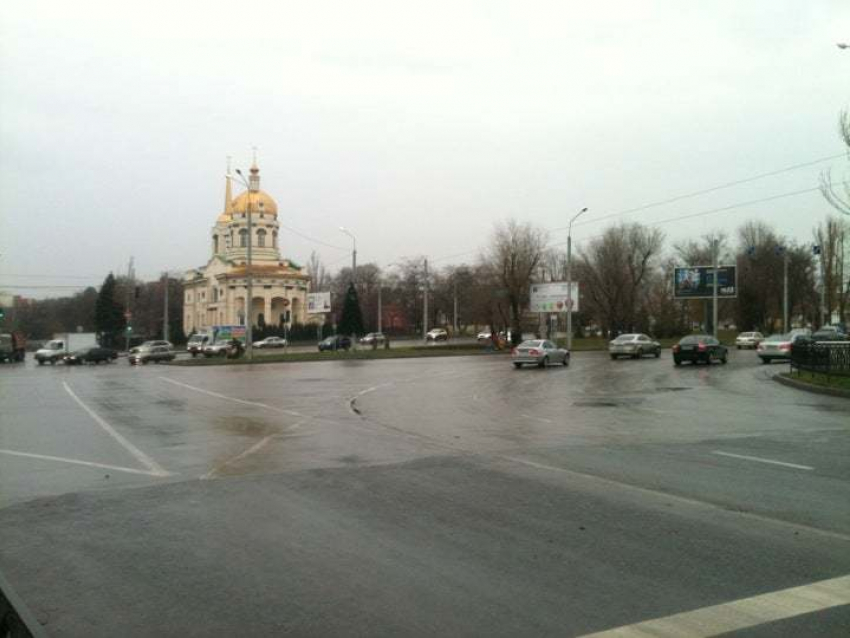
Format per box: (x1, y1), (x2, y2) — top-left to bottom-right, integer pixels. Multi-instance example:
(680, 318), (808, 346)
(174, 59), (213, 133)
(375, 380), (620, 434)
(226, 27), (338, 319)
(337, 282), (365, 337)
(95, 273), (125, 347)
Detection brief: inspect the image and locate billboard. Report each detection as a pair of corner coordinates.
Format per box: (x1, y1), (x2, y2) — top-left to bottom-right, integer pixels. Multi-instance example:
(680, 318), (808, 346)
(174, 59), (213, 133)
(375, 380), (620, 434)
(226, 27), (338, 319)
(212, 325), (246, 343)
(529, 282), (579, 313)
(307, 292), (331, 314)
(673, 266), (737, 299)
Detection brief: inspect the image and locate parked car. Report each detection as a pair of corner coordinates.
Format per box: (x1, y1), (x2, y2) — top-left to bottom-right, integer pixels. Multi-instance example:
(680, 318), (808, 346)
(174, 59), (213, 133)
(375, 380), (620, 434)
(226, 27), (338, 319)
(511, 340), (570, 368)
(203, 340), (234, 357)
(187, 333), (211, 357)
(608, 333), (661, 359)
(477, 331), (493, 342)
(254, 336), (288, 349)
(756, 332), (808, 363)
(426, 328), (448, 342)
(64, 347), (119, 365)
(672, 335), (727, 365)
(359, 332), (386, 346)
(735, 331), (764, 349)
(129, 345), (175, 365)
(810, 326), (848, 342)
(318, 335), (352, 352)
(130, 340), (173, 354)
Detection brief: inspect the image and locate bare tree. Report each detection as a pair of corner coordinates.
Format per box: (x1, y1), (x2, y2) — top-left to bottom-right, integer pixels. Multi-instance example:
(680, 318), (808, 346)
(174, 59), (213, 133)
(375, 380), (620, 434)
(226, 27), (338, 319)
(575, 223), (664, 336)
(820, 109), (850, 216)
(307, 251), (330, 291)
(814, 216), (848, 325)
(483, 219), (548, 341)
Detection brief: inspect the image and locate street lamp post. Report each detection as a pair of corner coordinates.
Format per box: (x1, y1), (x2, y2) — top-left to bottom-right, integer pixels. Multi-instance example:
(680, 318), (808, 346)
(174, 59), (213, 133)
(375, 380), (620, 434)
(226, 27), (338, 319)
(566, 207), (588, 351)
(712, 239), (719, 338)
(339, 227), (357, 283)
(234, 169), (254, 360)
(423, 257), (429, 341)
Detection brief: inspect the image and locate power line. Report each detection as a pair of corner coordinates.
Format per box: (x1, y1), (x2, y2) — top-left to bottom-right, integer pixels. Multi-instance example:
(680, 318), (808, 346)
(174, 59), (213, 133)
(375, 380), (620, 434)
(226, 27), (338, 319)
(278, 222), (348, 251)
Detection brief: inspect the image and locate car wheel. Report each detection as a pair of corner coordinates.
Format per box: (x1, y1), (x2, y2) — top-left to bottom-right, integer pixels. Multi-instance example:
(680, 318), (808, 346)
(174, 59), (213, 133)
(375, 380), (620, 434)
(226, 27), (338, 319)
(37, 360), (44, 366)
(610, 354), (617, 360)
(562, 354), (569, 366)
(721, 353), (728, 364)
(635, 348), (643, 359)
(513, 362), (522, 369)
(539, 356), (548, 368)
(654, 350), (660, 358)
(760, 358), (769, 364)
(674, 359), (681, 366)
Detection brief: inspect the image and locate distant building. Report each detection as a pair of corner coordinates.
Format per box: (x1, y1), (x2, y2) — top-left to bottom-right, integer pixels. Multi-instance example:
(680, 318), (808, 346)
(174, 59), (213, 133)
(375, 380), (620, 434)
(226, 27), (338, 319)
(183, 161), (310, 334)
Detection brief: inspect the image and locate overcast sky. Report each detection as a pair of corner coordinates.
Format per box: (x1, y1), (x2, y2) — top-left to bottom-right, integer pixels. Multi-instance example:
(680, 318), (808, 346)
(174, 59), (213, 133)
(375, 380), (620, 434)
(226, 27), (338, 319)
(1, 1), (848, 298)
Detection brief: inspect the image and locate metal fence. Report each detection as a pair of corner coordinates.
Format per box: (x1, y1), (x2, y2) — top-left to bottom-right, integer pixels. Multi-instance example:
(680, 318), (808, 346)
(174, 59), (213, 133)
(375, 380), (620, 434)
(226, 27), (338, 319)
(790, 340), (850, 378)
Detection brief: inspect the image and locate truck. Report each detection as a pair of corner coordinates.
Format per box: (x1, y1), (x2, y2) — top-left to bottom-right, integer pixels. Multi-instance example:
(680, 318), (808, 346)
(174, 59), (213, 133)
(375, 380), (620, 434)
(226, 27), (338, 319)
(202, 325), (247, 358)
(186, 331), (213, 357)
(0, 332), (26, 363)
(35, 332), (98, 365)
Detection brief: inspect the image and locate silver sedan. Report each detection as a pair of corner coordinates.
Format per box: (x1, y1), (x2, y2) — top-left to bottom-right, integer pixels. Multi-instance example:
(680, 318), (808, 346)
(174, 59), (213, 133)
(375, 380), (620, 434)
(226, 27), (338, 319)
(609, 333), (661, 359)
(512, 340), (570, 368)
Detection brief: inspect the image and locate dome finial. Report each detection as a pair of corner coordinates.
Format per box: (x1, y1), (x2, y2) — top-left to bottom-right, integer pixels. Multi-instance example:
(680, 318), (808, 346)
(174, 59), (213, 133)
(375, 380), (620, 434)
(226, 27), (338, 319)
(224, 155), (234, 215)
(249, 146), (260, 191)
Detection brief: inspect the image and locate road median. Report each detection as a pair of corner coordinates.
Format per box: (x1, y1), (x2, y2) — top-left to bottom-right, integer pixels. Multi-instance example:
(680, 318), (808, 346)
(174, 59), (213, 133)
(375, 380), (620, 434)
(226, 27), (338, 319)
(774, 371), (850, 398)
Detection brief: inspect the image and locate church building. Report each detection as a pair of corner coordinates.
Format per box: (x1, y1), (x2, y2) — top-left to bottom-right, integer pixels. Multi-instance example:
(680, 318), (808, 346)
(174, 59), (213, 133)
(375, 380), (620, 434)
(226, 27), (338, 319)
(183, 161), (310, 334)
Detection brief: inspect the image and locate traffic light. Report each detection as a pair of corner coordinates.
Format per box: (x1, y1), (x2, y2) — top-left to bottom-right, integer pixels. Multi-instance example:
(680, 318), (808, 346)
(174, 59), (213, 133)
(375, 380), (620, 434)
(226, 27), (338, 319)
(0, 307), (5, 320)
(126, 325), (133, 333)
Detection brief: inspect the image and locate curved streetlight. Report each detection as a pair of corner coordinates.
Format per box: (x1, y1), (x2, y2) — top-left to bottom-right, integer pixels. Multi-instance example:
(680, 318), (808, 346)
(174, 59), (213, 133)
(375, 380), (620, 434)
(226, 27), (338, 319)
(566, 207), (588, 351)
(339, 226), (357, 283)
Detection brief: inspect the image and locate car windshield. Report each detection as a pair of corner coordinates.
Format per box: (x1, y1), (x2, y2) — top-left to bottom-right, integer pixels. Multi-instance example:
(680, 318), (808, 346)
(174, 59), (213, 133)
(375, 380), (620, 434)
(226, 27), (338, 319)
(679, 336), (708, 345)
(614, 334), (636, 342)
(765, 334), (789, 341)
(519, 340), (544, 348)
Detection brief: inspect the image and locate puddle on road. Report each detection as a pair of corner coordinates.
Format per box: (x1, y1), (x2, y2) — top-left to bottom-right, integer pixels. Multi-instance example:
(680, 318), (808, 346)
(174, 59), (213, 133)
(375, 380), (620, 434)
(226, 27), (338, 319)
(214, 415), (276, 437)
(654, 386), (693, 393)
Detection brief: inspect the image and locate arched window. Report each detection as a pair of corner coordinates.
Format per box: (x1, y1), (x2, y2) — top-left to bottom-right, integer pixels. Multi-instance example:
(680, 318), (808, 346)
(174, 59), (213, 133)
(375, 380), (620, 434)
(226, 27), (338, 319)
(239, 229), (248, 247)
(272, 230), (278, 248)
(213, 234), (219, 253)
(257, 229), (267, 247)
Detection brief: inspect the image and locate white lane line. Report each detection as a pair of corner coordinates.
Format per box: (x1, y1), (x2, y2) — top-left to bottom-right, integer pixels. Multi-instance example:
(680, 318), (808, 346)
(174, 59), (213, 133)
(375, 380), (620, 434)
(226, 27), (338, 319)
(578, 574), (850, 637)
(712, 450), (814, 471)
(63, 382), (170, 477)
(520, 413), (553, 424)
(159, 377), (302, 416)
(200, 434), (276, 480)
(0, 449), (163, 477)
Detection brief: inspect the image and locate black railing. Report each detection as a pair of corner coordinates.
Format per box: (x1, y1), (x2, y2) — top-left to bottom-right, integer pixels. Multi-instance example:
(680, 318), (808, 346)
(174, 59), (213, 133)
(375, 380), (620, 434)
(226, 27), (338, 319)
(790, 340), (850, 378)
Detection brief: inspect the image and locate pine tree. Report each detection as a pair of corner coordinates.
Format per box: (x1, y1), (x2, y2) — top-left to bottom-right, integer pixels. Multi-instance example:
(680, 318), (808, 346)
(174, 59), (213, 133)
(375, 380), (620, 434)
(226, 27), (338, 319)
(337, 282), (364, 337)
(95, 273), (125, 347)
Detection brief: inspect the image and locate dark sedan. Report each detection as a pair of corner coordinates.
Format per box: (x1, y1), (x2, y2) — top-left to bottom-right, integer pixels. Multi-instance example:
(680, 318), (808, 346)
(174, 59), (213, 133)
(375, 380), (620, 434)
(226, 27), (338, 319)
(672, 335), (727, 366)
(64, 347), (118, 365)
(318, 335), (352, 352)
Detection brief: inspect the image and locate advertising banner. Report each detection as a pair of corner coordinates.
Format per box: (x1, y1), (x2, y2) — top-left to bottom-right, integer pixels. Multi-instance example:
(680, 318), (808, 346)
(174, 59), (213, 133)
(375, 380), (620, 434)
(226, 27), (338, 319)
(673, 266), (737, 299)
(307, 292), (332, 314)
(529, 282), (579, 313)
(212, 325), (247, 343)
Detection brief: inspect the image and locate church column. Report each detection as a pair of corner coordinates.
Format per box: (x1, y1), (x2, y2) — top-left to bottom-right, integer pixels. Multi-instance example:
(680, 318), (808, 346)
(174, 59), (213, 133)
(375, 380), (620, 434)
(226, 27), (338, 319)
(264, 295), (272, 328)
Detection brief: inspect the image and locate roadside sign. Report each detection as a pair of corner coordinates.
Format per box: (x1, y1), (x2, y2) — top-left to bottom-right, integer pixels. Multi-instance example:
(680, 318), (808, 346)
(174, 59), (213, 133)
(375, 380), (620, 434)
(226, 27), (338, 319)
(307, 292), (331, 313)
(529, 282), (579, 313)
(673, 266), (737, 299)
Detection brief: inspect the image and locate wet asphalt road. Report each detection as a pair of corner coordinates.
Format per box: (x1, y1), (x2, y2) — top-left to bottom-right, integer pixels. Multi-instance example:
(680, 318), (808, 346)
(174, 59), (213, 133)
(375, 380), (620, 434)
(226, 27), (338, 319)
(1, 350), (849, 636)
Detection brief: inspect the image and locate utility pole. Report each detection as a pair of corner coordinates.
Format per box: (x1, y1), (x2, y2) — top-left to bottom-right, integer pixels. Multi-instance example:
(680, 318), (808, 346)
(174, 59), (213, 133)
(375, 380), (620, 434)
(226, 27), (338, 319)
(712, 239), (719, 338)
(377, 281), (382, 334)
(124, 257), (134, 352)
(566, 207), (588, 350)
(782, 247), (789, 333)
(162, 272), (169, 342)
(452, 277), (458, 335)
(422, 258), (429, 340)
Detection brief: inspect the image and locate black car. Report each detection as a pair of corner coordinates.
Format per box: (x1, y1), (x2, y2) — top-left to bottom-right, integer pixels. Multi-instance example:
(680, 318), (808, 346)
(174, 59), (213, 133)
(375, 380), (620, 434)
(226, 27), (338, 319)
(811, 327), (848, 342)
(64, 347), (118, 365)
(318, 335), (352, 352)
(672, 335), (727, 365)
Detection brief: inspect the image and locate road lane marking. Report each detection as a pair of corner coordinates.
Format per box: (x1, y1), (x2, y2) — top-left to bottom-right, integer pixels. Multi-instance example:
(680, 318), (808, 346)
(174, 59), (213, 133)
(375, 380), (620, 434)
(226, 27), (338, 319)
(520, 413), (553, 424)
(0, 449), (164, 477)
(159, 377), (303, 416)
(63, 382), (170, 477)
(200, 434), (276, 480)
(498, 456), (850, 542)
(712, 450), (814, 471)
(578, 573), (850, 637)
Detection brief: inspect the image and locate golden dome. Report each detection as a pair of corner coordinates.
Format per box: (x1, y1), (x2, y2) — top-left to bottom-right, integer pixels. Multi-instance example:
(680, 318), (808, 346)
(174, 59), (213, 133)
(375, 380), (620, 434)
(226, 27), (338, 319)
(232, 190), (278, 216)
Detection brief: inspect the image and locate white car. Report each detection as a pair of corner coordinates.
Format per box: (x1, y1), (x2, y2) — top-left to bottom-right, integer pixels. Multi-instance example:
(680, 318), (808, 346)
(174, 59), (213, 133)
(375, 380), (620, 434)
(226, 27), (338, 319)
(512, 340), (570, 368)
(735, 332), (764, 349)
(609, 334), (661, 359)
(426, 328), (448, 342)
(254, 336), (287, 349)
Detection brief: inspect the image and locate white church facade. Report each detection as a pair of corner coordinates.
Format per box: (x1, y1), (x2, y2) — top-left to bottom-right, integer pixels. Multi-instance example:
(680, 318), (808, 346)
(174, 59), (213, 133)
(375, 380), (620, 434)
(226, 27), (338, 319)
(183, 161), (310, 334)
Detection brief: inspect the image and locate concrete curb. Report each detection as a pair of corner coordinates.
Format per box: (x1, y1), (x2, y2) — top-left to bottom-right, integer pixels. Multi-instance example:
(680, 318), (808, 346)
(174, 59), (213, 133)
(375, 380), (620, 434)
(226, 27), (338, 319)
(0, 569), (49, 637)
(773, 372), (850, 399)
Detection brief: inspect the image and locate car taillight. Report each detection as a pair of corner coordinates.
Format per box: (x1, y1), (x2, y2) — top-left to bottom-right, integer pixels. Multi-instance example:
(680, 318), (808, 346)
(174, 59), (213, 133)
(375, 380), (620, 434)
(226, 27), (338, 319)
(672, 344), (680, 353)
(697, 343), (707, 351)
(780, 343), (791, 351)
(511, 348), (517, 355)
(529, 349), (541, 356)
